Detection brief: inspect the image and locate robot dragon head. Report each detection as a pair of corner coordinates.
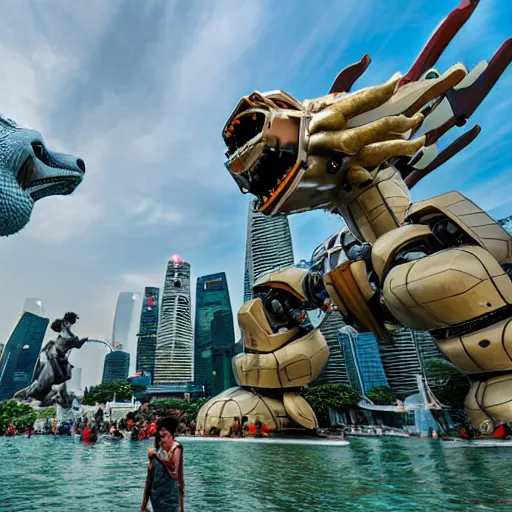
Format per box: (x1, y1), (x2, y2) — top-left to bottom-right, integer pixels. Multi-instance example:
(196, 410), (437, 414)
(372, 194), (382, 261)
(0, 115), (85, 236)
(222, 0), (511, 217)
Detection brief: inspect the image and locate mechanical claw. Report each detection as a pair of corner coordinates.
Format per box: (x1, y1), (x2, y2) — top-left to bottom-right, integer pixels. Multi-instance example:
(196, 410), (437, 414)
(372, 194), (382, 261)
(329, 54), (372, 94)
(423, 38), (512, 146)
(398, 0), (480, 88)
(405, 124), (481, 188)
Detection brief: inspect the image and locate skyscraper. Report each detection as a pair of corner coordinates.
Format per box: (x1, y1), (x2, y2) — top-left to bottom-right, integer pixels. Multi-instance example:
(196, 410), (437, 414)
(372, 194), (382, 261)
(154, 255), (194, 384)
(339, 326), (388, 394)
(0, 312), (49, 400)
(378, 328), (441, 397)
(68, 367), (83, 395)
(313, 313), (350, 386)
(243, 198), (295, 301)
(112, 292), (141, 374)
(136, 287), (160, 381)
(194, 273), (235, 396)
(102, 350), (130, 383)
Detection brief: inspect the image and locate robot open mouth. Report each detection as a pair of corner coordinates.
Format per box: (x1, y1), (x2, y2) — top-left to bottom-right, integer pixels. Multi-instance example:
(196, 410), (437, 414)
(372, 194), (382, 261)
(223, 99), (306, 213)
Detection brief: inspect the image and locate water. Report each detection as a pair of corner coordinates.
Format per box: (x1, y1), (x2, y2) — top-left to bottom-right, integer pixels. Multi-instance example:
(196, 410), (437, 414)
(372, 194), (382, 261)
(1, 435), (512, 511)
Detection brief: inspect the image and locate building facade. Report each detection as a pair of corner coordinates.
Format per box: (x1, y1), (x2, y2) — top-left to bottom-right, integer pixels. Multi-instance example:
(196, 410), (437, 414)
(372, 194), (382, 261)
(102, 350), (130, 383)
(136, 287), (160, 381)
(194, 273), (235, 396)
(313, 313), (350, 386)
(378, 328), (441, 397)
(154, 255), (194, 384)
(68, 367), (83, 396)
(112, 292), (141, 375)
(243, 198), (295, 301)
(339, 326), (388, 394)
(0, 312), (49, 400)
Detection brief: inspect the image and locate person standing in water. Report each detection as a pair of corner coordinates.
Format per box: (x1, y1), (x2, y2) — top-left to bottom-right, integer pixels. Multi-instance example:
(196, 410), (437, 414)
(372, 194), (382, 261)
(141, 416), (185, 512)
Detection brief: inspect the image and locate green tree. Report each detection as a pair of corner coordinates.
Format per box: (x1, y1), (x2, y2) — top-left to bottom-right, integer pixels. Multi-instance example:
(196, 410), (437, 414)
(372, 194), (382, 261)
(37, 407), (57, 420)
(425, 358), (470, 409)
(81, 381), (138, 405)
(137, 398), (208, 423)
(303, 384), (362, 427)
(0, 400), (37, 431)
(366, 386), (397, 405)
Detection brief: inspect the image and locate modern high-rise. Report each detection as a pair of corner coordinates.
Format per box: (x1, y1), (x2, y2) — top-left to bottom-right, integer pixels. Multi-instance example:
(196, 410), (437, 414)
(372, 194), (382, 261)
(136, 287), (160, 382)
(112, 292), (141, 375)
(194, 273), (235, 396)
(68, 367), (83, 394)
(378, 328), (441, 397)
(313, 313), (350, 386)
(0, 312), (49, 400)
(339, 326), (388, 395)
(243, 198), (295, 301)
(102, 350), (130, 383)
(22, 298), (44, 317)
(154, 255), (194, 384)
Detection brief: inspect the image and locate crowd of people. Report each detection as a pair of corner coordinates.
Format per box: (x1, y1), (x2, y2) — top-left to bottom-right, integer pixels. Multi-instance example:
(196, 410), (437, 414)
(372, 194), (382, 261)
(203, 416), (275, 438)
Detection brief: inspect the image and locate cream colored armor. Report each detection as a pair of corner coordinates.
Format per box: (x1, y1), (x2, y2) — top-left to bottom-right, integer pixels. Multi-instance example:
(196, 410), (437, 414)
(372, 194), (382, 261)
(197, 0), (512, 436)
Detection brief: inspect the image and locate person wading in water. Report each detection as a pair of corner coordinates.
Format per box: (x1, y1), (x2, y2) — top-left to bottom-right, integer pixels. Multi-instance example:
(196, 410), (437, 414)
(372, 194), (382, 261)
(141, 416), (185, 512)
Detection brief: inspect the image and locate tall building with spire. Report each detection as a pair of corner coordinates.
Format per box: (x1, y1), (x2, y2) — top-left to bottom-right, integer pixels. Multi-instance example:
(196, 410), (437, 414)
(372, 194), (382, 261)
(154, 255), (194, 384)
(136, 287), (160, 381)
(194, 273), (235, 396)
(243, 198), (295, 301)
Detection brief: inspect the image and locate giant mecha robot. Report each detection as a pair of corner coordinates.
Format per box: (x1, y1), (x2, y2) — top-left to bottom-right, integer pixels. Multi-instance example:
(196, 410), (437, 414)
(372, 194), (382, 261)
(196, 0), (512, 436)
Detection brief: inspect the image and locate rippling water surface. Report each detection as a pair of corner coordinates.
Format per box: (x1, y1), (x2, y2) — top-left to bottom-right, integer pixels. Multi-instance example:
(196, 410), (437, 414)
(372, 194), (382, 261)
(1, 435), (512, 511)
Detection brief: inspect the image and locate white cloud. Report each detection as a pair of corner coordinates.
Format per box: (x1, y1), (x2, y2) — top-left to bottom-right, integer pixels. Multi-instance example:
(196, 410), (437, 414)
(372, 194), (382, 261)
(22, 195), (103, 243)
(121, 272), (163, 290)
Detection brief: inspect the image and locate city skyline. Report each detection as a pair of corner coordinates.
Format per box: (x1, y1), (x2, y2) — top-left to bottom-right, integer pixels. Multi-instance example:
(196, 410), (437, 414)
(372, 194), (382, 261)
(1, 1), (509, 350)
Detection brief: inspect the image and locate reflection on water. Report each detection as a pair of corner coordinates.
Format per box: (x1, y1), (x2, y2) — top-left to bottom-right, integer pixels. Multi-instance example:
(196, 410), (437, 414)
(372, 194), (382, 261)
(1, 436), (512, 511)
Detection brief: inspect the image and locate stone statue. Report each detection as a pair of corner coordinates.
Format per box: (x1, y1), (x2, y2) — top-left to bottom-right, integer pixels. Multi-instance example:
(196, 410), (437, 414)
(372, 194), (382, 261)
(0, 114), (85, 237)
(14, 312), (88, 407)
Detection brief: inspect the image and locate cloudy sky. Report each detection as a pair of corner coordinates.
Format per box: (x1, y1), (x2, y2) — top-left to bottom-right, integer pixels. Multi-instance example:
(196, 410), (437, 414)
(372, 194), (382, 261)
(0, 0), (511, 386)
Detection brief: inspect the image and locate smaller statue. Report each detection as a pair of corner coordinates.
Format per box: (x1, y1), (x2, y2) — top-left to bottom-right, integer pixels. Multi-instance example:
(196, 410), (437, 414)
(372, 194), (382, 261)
(14, 312), (88, 407)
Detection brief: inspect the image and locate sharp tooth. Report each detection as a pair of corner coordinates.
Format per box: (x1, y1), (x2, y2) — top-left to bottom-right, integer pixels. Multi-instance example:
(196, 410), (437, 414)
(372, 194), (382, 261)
(276, 179), (282, 185)
(262, 196), (268, 202)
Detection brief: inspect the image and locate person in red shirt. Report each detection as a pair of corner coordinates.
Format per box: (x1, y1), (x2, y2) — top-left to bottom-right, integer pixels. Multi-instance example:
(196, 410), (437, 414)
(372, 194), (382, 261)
(148, 421), (157, 437)
(82, 424), (91, 443)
